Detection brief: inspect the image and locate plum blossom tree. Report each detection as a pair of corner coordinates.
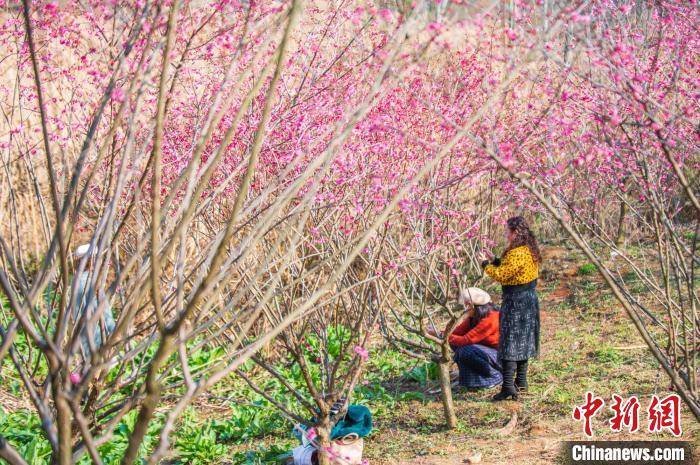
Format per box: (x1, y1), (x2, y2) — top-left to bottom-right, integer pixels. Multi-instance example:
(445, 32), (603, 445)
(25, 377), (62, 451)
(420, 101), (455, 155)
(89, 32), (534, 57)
(378, 180), (505, 429)
(0, 1), (312, 462)
(230, 225), (386, 465)
(457, 0), (700, 419)
(1, 1), (698, 465)
(370, 0), (699, 424)
(0, 1), (454, 464)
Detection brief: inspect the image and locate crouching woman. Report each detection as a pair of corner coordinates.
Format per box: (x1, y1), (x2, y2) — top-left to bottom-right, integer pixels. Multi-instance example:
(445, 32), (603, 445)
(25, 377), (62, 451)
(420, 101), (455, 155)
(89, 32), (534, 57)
(447, 287), (502, 390)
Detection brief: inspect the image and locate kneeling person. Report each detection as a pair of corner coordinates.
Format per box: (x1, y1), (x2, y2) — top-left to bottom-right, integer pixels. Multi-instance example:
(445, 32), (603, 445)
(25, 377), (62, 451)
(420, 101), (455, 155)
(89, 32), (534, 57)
(447, 287), (501, 389)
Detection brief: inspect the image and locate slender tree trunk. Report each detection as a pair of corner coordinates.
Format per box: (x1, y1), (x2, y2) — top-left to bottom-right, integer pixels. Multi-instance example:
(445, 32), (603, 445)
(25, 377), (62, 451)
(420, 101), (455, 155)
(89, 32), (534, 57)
(47, 355), (72, 465)
(121, 337), (174, 465)
(0, 436), (29, 465)
(55, 395), (72, 465)
(615, 200), (628, 247)
(315, 420), (332, 465)
(437, 360), (457, 429)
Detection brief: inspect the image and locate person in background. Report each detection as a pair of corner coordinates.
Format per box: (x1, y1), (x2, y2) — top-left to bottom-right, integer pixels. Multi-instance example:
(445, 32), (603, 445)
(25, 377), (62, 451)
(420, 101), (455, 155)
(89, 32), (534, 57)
(287, 404), (372, 465)
(446, 287), (502, 390)
(73, 243), (116, 367)
(481, 216), (542, 401)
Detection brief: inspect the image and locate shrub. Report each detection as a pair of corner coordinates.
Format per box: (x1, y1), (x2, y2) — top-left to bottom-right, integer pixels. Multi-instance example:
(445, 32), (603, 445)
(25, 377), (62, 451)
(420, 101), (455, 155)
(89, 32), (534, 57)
(175, 422), (228, 465)
(577, 263), (597, 276)
(406, 362), (439, 385)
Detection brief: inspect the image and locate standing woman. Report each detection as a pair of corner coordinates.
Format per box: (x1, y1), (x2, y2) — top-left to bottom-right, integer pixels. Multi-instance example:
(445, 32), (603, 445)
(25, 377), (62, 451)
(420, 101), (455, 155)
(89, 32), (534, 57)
(481, 216), (542, 401)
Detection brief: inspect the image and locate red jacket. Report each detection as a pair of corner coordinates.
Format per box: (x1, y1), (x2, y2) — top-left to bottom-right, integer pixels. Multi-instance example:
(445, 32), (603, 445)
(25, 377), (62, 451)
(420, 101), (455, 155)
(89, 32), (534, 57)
(447, 310), (499, 348)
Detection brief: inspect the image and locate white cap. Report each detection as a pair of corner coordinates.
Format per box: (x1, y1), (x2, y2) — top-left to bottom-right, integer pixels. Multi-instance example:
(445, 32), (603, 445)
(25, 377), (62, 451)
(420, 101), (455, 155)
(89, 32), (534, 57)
(74, 244), (91, 258)
(459, 287), (491, 306)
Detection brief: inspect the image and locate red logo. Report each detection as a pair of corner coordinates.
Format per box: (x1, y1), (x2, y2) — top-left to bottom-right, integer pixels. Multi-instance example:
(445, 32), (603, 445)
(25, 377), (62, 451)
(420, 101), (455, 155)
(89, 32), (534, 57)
(572, 391), (605, 437)
(648, 394), (682, 436)
(609, 394), (640, 433)
(573, 392), (682, 437)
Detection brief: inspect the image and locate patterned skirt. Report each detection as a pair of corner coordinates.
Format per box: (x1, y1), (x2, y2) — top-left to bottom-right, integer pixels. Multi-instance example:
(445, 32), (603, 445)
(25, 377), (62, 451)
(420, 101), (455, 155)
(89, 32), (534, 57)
(452, 344), (503, 388)
(498, 280), (540, 361)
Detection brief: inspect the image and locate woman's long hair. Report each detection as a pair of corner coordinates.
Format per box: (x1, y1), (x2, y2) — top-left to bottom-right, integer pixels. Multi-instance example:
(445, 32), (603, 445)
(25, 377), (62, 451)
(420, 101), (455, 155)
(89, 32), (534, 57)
(505, 216), (542, 264)
(471, 302), (498, 326)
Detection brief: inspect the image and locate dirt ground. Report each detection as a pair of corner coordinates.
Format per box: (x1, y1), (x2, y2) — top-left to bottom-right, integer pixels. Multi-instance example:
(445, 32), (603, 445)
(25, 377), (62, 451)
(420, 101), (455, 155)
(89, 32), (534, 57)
(364, 248), (700, 465)
(2, 247), (698, 464)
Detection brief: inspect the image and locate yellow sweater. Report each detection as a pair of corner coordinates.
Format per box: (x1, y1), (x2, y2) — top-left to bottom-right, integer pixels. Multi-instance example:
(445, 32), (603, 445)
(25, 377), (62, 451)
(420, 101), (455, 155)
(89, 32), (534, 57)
(485, 246), (539, 285)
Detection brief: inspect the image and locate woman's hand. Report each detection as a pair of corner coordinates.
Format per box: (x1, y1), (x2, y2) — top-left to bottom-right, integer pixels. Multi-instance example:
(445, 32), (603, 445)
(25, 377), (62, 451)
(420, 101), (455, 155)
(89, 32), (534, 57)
(478, 252), (491, 268)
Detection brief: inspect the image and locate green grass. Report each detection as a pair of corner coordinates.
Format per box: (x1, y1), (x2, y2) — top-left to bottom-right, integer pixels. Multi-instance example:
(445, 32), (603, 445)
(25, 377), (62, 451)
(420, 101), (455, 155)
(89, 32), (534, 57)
(577, 263), (597, 276)
(2, 257), (699, 465)
(0, 409), (52, 465)
(591, 346), (624, 366)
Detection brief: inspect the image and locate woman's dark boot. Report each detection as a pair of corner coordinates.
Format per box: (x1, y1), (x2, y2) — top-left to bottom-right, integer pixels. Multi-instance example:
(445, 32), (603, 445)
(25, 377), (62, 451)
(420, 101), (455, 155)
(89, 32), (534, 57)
(492, 360), (518, 401)
(515, 360), (529, 393)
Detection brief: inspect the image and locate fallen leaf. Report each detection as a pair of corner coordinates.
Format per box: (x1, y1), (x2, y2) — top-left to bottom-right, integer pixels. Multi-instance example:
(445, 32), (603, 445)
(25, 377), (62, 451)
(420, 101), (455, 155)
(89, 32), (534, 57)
(550, 287), (571, 299)
(528, 422), (548, 436)
(497, 412), (518, 437)
(541, 384), (556, 399)
(464, 452), (482, 464)
(562, 267), (578, 277)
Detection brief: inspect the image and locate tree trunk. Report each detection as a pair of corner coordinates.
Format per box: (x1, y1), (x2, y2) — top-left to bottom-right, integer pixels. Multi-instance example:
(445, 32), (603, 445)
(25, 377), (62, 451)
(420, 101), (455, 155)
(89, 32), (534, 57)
(315, 421), (332, 465)
(615, 200), (628, 247)
(437, 360), (457, 429)
(48, 355), (72, 465)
